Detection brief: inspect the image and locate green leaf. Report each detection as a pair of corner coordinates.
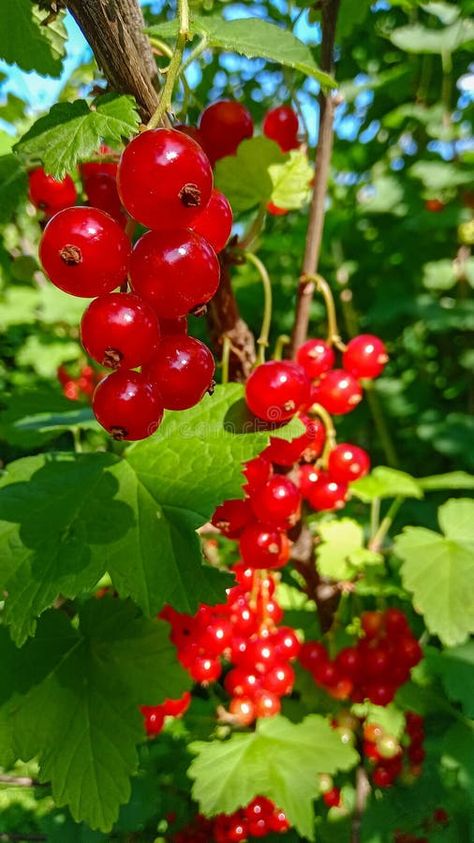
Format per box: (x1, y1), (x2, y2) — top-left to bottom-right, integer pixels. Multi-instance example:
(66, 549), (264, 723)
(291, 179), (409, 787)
(147, 16), (336, 87)
(0, 286), (40, 329)
(389, 19), (474, 53)
(410, 160), (474, 190)
(15, 94), (140, 179)
(0, 385), (304, 644)
(215, 138), (286, 212)
(0, 154), (28, 223)
(37, 283), (91, 325)
(0, 599), (189, 831)
(0, 0), (67, 77)
(421, 2), (461, 25)
(418, 471), (474, 491)
(0, 389), (95, 449)
(17, 336), (82, 378)
(269, 149), (313, 210)
(442, 722), (474, 797)
(394, 498), (474, 646)
(426, 642), (474, 717)
(336, 0), (372, 39)
(316, 518), (382, 581)
(188, 715), (358, 840)
(0, 93), (27, 124)
(351, 467), (423, 502)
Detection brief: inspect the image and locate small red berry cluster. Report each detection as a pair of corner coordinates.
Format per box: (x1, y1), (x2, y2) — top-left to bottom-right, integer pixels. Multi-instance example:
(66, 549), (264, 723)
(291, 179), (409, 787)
(300, 609), (422, 705)
(57, 363), (100, 401)
(140, 690), (191, 737)
(160, 564), (300, 724)
(172, 796), (289, 842)
(393, 807), (449, 843)
(363, 711), (425, 788)
(36, 126), (233, 440)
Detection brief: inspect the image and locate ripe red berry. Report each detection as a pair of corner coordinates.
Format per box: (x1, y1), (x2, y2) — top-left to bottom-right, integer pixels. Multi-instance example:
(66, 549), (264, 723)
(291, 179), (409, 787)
(245, 361), (310, 423)
(229, 696), (256, 726)
(263, 415), (325, 466)
(299, 641), (327, 671)
(190, 188), (233, 252)
(117, 128), (213, 229)
(143, 335), (215, 410)
(425, 198), (444, 212)
(40, 206), (131, 297)
(298, 464), (321, 499)
(175, 123), (205, 147)
(250, 475), (301, 527)
(254, 690), (281, 717)
(307, 472), (348, 512)
(313, 660), (340, 687)
(189, 655), (222, 683)
(372, 766), (395, 788)
(269, 809), (290, 832)
(79, 146), (118, 181)
(130, 229), (220, 318)
(263, 105), (299, 152)
(267, 202), (288, 216)
(141, 705), (165, 736)
(28, 167), (77, 216)
(81, 292), (160, 369)
(162, 691), (191, 718)
(365, 682), (396, 706)
(343, 334), (388, 380)
(199, 100), (253, 163)
(243, 455), (272, 494)
(224, 667), (261, 697)
(92, 370), (163, 440)
(397, 636), (422, 668)
(316, 369), (363, 415)
(296, 338), (335, 380)
(328, 443), (370, 483)
(273, 626), (301, 660)
(159, 316), (188, 335)
(385, 607), (409, 636)
(323, 787), (341, 808)
(84, 171), (125, 225)
(239, 523), (290, 569)
(265, 663), (295, 695)
(361, 610), (385, 639)
(362, 645), (391, 679)
(335, 647), (361, 679)
(212, 498), (253, 538)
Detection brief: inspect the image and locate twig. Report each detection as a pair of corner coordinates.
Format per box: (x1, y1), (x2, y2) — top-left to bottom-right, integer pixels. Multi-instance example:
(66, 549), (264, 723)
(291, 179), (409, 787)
(206, 256), (256, 381)
(290, 0), (341, 356)
(369, 496), (403, 552)
(0, 774), (44, 787)
(147, 0), (190, 129)
(351, 766), (371, 843)
(244, 252), (273, 364)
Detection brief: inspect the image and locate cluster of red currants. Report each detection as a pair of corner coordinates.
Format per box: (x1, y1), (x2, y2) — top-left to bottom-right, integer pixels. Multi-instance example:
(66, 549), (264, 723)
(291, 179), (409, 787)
(140, 690), (191, 737)
(393, 807), (449, 843)
(56, 363), (100, 401)
(300, 609), (422, 705)
(172, 796), (289, 842)
(363, 711), (425, 788)
(35, 125), (234, 440)
(160, 563), (300, 724)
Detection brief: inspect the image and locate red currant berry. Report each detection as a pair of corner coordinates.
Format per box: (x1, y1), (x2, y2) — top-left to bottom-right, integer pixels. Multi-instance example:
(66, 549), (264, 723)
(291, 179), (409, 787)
(263, 105), (299, 152)
(141, 705), (165, 736)
(162, 691), (191, 717)
(362, 645), (392, 679)
(298, 464), (321, 499)
(28, 167), (77, 216)
(143, 335), (215, 410)
(189, 188), (233, 252)
(307, 472), (348, 512)
(224, 668), (261, 697)
(229, 696), (256, 726)
(361, 610), (384, 639)
(250, 475), (301, 527)
(343, 334), (388, 380)
(273, 626), (301, 660)
(266, 663), (295, 695)
(212, 498), (253, 538)
(130, 229), (220, 318)
(263, 414), (325, 466)
(405, 712), (424, 736)
(159, 316), (188, 335)
(365, 682), (396, 706)
(81, 292), (160, 369)
(175, 123), (205, 147)
(199, 100), (253, 163)
(92, 370), (163, 440)
(328, 443), (370, 483)
(241, 637), (278, 674)
(258, 596), (284, 625)
(384, 608), (409, 636)
(397, 636), (422, 668)
(296, 338), (335, 379)
(245, 361), (310, 423)
(84, 171), (125, 226)
(267, 202), (288, 216)
(254, 690), (281, 717)
(335, 647), (361, 679)
(189, 655), (222, 683)
(239, 523), (290, 570)
(323, 787), (341, 808)
(372, 766), (395, 788)
(40, 206), (131, 297)
(425, 198), (444, 213)
(299, 641), (328, 671)
(269, 809), (290, 833)
(243, 455), (272, 494)
(79, 146), (118, 181)
(316, 369), (363, 415)
(313, 660), (341, 687)
(117, 128), (213, 229)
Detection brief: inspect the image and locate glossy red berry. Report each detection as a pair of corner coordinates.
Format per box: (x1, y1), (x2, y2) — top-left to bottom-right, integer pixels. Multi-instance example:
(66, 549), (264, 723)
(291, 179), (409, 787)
(159, 316), (188, 335)
(243, 455), (272, 494)
(298, 464), (321, 499)
(266, 663), (295, 695)
(79, 146), (118, 181)
(263, 415), (325, 466)
(323, 787), (341, 808)
(162, 691), (192, 717)
(316, 369), (363, 415)
(273, 626), (301, 660)
(117, 128), (213, 230)
(141, 705), (165, 736)
(84, 171), (125, 225)
(307, 472), (348, 512)
(39, 206), (131, 297)
(190, 188), (233, 252)
(299, 641), (327, 671)
(81, 292), (160, 369)
(245, 361), (310, 423)
(343, 334), (388, 380)
(239, 523), (290, 569)
(263, 105), (299, 152)
(229, 696), (256, 726)
(28, 167), (77, 216)
(250, 475), (301, 527)
(296, 338), (335, 380)
(372, 766), (395, 788)
(211, 498), (253, 538)
(224, 667), (261, 697)
(328, 443), (371, 483)
(385, 607), (409, 636)
(130, 229), (220, 318)
(189, 655), (222, 683)
(269, 809), (290, 833)
(143, 335), (215, 410)
(199, 100), (253, 163)
(175, 123), (205, 147)
(365, 682), (396, 706)
(92, 370), (163, 440)
(361, 610), (385, 639)
(335, 647), (361, 679)
(254, 690), (281, 717)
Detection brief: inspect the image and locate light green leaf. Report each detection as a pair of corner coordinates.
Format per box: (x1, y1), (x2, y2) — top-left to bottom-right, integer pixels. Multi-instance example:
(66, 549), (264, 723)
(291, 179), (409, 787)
(316, 518), (382, 581)
(1, 599), (190, 831)
(410, 160), (474, 190)
(215, 137), (286, 212)
(389, 19), (474, 54)
(421, 2), (461, 25)
(351, 467), (423, 502)
(189, 715), (358, 840)
(37, 283), (91, 325)
(394, 498), (474, 646)
(418, 471), (474, 491)
(269, 149), (313, 210)
(0, 93), (27, 124)
(351, 703), (405, 740)
(358, 176), (406, 215)
(426, 642), (474, 717)
(0, 154), (28, 222)
(147, 16), (336, 87)
(17, 335), (82, 378)
(15, 94), (140, 179)
(0, 0), (67, 77)
(0, 286), (39, 329)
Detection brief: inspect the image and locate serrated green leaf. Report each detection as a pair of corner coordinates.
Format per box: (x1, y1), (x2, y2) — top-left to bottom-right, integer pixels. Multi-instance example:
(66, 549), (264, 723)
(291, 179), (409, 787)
(189, 715), (358, 840)
(269, 149), (313, 210)
(389, 19), (474, 53)
(0, 384), (304, 644)
(0, 599), (189, 831)
(0, 154), (28, 223)
(426, 642), (474, 717)
(0, 0), (67, 77)
(418, 471), (474, 491)
(351, 467), (423, 502)
(394, 498), (474, 646)
(316, 518), (382, 581)
(147, 16), (335, 87)
(15, 94), (140, 179)
(215, 137), (286, 212)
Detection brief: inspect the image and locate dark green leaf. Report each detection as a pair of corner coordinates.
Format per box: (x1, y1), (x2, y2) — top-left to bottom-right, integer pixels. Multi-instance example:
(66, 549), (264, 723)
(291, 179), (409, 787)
(0, 0), (67, 77)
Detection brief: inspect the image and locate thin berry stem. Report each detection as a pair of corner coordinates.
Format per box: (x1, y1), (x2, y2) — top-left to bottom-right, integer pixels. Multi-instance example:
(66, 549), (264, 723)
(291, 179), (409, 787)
(273, 334), (291, 361)
(369, 496), (403, 552)
(309, 401), (336, 467)
(303, 272), (346, 350)
(221, 334), (231, 385)
(245, 251), (273, 365)
(147, 0), (190, 129)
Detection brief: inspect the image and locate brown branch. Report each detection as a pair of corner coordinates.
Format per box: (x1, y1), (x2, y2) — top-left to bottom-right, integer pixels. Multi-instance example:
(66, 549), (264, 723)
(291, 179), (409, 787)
(207, 255), (256, 381)
(351, 766), (371, 843)
(290, 0), (341, 356)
